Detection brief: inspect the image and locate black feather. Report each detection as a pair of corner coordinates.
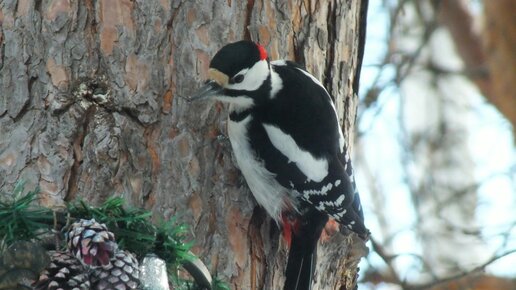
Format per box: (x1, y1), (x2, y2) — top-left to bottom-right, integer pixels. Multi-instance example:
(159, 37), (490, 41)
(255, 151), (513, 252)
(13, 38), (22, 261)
(284, 209), (328, 290)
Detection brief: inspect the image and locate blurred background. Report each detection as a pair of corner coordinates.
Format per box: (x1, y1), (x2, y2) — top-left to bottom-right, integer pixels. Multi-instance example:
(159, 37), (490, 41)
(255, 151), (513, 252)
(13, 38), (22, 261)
(357, 0), (515, 289)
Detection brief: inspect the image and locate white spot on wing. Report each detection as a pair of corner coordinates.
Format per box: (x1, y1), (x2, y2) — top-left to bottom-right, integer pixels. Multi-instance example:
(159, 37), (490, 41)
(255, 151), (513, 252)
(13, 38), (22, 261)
(303, 182), (333, 199)
(263, 124), (329, 182)
(335, 194), (345, 206)
(337, 209), (347, 218)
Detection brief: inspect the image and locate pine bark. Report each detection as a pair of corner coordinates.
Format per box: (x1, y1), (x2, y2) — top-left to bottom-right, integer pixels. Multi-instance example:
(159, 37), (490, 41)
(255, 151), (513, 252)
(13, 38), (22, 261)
(0, 0), (368, 289)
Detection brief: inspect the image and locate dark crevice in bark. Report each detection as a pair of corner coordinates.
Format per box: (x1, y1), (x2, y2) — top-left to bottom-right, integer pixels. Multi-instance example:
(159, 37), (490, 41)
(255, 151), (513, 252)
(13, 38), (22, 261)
(34, 0), (42, 15)
(13, 0), (19, 17)
(353, 0), (369, 95)
(292, 35), (305, 66)
(142, 125), (159, 201)
(324, 0), (337, 101)
(248, 206), (267, 290)
(167, 0), (184, 32)
(0, 37), (4, 71)
(119, 106), (145, 127)
(267, 217), (283, 287)
(88, 4), (98, 34)
(10, 92), (31, 122)
(293, 0), (312, 66)
(243, 0), (255, 41)
(344, 93), (351, 131)
(50, 94), (75, 116)
(65, 104), (96, 202)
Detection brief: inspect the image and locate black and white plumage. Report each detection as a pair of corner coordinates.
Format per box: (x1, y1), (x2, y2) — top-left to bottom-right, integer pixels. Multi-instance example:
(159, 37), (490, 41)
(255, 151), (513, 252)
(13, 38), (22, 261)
(191, 40), (368, 290)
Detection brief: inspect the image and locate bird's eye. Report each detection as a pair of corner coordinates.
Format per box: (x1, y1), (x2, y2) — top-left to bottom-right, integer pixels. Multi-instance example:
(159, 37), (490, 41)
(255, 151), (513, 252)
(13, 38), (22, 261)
(231, 75), (244, 84)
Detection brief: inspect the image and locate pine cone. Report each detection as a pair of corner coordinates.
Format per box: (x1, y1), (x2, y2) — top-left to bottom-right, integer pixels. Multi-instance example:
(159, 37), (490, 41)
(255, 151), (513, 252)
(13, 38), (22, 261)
(33, 251), (90, 290)
(0, 241), (50, 289)
(67, 219), (117, 267)
(91, 250), (140, 290)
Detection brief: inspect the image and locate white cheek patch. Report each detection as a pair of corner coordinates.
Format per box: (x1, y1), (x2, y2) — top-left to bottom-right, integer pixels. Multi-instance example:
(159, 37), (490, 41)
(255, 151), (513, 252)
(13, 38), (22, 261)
(227, 60), (269, 91)
(263, 124), (329, 182)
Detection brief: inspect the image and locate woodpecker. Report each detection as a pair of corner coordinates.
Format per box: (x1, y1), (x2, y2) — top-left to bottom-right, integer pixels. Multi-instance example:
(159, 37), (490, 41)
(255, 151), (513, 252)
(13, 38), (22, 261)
(190, 40), (369, 290)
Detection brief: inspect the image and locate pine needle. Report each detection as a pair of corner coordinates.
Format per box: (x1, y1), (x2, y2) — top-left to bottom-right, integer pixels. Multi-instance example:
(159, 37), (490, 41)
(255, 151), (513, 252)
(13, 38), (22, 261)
(1, 181), (230, 289)
(0, 181), (53, 246)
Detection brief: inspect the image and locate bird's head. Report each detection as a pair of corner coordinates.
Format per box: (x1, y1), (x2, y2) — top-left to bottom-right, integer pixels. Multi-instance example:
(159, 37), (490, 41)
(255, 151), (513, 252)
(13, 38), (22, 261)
(189, 41), (270, 108)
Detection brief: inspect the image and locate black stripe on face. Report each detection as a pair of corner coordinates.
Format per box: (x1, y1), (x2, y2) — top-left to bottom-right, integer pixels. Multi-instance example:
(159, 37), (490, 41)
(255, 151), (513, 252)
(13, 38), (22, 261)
(223, 73), (272, 103)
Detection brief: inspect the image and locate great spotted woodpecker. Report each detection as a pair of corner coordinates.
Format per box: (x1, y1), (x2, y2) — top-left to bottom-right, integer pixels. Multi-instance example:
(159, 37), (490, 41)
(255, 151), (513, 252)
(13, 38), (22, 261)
(190, 40), (369, 290)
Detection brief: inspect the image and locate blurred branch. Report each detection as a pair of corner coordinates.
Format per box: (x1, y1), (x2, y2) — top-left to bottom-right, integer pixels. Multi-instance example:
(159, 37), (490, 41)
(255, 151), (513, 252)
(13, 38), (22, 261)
(366, 238), (408, 288)
(434, 168), (515, 211)
(415, 249), (516, 290)
(359, 0), (437, 132)
(358, 1), (515, 288)
(436, 0), (488, 86)
(364, 243), (516, 290)
(437, 0), (516, 132)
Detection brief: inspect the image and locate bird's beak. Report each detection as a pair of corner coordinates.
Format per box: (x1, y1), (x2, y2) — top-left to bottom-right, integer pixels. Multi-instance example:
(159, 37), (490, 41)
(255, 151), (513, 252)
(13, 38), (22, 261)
(188, 80), (223, 102)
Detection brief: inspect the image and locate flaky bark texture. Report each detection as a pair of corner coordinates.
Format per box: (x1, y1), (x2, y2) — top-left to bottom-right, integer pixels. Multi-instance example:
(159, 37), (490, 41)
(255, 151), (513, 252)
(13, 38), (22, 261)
(0, 0), (367, 289)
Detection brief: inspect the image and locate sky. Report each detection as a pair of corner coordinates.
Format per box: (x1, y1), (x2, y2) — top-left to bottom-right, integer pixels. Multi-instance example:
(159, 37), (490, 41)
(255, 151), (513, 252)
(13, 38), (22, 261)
(356, 0), (516, 288)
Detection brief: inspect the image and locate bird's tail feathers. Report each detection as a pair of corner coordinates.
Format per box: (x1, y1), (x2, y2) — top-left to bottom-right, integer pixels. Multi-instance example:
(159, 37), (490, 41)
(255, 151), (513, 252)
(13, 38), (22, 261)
(283, 209), (328, 290)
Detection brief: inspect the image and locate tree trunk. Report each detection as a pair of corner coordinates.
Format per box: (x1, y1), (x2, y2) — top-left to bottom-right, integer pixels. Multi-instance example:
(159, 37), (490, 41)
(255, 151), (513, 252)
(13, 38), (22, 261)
(438, 0), (516, 134)
(0, 0), (368, 289)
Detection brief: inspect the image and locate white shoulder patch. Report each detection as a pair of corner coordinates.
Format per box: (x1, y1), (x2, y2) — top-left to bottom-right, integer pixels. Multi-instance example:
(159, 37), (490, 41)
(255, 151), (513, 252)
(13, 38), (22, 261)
(270, 69), (283, 99)
(263, 124), (328, 182)
(271, 59), (287, 66)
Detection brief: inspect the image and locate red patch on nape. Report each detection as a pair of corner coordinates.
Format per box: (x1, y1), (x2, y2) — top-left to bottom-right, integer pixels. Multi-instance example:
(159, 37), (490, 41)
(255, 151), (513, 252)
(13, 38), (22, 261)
(256, 43), (268, 60)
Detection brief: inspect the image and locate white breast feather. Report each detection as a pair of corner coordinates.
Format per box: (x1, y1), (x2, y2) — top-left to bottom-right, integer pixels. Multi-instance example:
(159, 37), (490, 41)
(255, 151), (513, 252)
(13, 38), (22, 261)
(228, 115), (291, 222)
